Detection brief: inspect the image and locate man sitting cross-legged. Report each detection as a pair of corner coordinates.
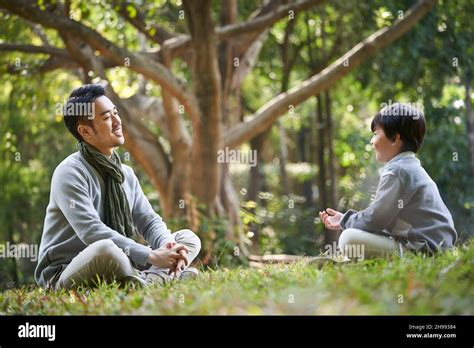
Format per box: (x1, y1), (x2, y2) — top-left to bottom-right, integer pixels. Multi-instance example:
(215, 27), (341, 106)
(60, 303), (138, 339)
(34, 84), (201, 290)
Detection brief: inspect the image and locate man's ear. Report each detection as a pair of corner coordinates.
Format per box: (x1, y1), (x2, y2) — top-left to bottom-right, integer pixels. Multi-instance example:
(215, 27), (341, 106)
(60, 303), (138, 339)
(77, 123), (93, 140)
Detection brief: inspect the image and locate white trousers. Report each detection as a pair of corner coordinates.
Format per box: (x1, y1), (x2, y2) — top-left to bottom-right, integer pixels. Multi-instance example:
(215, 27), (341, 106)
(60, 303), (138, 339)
(338, 228), (404, 259)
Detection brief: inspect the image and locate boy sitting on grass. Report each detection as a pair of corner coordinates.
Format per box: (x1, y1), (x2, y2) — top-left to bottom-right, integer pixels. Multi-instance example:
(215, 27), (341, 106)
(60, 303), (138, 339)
(319, 102), (457, 259)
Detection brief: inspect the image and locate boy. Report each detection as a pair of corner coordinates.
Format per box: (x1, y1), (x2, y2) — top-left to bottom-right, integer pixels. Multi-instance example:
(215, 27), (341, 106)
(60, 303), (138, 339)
(319, 102), (457, 259)
(35, 84), (201, 289)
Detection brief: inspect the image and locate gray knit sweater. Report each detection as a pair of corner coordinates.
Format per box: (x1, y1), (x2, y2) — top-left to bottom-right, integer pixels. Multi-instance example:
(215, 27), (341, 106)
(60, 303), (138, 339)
(340, 152), (457, 252)
(35, 152), (172, 288)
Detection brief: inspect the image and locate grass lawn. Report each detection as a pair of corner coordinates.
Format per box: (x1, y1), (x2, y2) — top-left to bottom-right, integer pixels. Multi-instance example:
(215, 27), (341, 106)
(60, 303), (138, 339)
(1, 241), (473, 315)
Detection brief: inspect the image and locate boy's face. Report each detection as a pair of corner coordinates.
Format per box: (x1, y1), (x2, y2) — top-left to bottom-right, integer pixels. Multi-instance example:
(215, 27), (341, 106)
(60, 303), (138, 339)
(77, 96), (124, 156)
(371, 126), (402, 163)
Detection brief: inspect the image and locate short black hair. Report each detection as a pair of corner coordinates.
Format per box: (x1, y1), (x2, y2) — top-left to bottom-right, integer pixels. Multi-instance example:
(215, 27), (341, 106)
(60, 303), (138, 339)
(63, 84), (105, 141)
(371, 102), (426, 153)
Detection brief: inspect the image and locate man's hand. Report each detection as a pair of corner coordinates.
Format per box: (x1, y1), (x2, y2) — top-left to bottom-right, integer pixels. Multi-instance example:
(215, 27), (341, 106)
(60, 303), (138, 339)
(319, 208), (343, 231)
(165, 242), (188, 275)
(147, 243), (188, 271)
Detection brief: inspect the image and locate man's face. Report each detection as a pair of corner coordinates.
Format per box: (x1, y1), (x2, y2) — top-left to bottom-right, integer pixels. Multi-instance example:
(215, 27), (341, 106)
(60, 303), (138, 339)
(78, 96), (124, 155)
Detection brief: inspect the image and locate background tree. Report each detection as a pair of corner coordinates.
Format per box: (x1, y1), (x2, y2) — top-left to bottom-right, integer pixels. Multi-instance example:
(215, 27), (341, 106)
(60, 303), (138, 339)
(3, 0), (471, 283)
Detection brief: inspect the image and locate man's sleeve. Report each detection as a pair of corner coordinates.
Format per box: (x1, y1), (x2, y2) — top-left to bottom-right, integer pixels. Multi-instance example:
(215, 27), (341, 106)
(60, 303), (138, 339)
(131, 171), (173, 250)
(52, 164), (152, 266)
(340, 171), (409, 233)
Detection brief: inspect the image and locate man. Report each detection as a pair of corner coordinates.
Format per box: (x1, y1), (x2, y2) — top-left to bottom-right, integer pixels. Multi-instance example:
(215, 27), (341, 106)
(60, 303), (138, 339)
(34, 84), (201, 289)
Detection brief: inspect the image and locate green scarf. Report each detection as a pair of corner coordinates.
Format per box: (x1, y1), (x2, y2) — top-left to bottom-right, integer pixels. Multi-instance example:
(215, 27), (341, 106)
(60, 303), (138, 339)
(77, 141), (143, 244)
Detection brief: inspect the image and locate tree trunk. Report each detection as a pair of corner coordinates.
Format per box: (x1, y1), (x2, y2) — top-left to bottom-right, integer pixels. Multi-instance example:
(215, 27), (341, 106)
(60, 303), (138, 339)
(316, 94), (333, 245)
(247, 129), (269, 202)
(316, 95), (327, 210)
(278, 121), (291, 195)
(297, 126), (314, 207)
(184, 0), (222, 214)
(324, 90), (339, 244)
(465, 71), (474, 176)
(325, 90), (337, 209)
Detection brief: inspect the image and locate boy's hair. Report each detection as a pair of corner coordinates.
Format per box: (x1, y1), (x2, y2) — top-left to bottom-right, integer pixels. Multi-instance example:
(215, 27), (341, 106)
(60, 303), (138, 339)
(63, 84), (105, 141)
(371, 102), (426, 153)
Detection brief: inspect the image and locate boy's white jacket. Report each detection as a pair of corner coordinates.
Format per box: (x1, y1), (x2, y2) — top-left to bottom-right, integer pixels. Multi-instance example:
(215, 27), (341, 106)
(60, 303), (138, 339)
(340, 151), (457, 252)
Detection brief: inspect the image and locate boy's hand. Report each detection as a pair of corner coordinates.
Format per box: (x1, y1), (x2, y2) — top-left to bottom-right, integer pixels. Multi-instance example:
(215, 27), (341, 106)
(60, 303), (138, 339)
(319, 208), (343, 231)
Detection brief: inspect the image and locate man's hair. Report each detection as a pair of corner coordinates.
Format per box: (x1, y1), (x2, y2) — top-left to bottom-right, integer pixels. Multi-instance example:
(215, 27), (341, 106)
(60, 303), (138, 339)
(63, 84), (105, 141)
(371, 102), (426, 153)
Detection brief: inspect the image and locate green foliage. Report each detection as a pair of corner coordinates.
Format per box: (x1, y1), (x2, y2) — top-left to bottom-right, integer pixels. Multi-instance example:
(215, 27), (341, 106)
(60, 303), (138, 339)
(240, 194), (323, 255)
(165, 208), (240, 269)
(0, 74), (78, 285)
(420, 87), (474, 240)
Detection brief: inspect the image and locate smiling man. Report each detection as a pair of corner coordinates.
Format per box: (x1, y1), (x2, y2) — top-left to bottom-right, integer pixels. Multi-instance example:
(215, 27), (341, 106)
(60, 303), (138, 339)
(35, 84), (201, 289)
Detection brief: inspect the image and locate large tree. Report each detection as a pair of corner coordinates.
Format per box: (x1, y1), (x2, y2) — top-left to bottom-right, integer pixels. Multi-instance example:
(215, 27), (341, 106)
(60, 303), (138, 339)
(0, 0), (436, 255)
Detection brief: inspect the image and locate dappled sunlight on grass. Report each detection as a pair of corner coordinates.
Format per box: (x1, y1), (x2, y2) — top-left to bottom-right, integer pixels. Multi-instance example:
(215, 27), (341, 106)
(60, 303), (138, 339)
(1, 241), (473, 315)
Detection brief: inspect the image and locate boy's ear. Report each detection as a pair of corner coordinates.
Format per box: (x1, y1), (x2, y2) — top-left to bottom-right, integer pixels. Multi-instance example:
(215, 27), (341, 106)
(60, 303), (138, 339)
(392, 133), (401, 145)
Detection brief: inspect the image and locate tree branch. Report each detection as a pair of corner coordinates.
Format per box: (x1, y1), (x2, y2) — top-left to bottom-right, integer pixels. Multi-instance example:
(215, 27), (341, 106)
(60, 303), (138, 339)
(159, 48), (192, 160)
(3, 55), (79, 75)
(121, 94), (170, 138)
(114, 1), (179, 45)
(0, 42), (159, 68)
(230, 29), (268, 91)
(229, 0), (325, 96)
(218, 0), (324, 41)
(0, 0), (200, 125)
(223, 0), (437, 148)
(25, 19), (52, 46)
(113, 1), (193, 62)
(156, 0), (325, 60)
(0, 43), (70, 57)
